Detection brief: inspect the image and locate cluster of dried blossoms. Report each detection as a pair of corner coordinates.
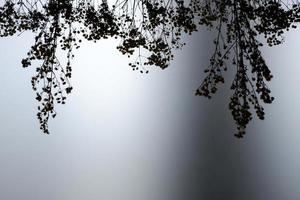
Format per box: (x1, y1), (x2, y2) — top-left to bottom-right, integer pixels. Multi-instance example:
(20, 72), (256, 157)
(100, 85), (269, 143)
(0, 0), (299, 137)
(195, 0), (300, 137)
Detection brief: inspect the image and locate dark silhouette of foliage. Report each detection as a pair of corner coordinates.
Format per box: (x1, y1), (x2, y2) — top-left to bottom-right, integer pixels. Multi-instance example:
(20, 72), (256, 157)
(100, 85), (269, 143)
(0, 0), (299, 137)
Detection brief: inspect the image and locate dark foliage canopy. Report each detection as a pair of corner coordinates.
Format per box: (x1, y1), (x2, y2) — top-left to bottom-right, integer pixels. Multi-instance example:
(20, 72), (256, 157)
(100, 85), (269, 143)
(0, 0), (299, 137)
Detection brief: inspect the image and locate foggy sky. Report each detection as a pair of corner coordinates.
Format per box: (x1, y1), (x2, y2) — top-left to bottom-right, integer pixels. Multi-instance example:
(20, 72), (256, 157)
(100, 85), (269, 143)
(0, 26), (300, 200)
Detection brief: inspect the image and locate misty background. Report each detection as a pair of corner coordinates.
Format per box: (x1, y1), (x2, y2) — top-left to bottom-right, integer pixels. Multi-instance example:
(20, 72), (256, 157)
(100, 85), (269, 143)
(0, 25), (300, 199)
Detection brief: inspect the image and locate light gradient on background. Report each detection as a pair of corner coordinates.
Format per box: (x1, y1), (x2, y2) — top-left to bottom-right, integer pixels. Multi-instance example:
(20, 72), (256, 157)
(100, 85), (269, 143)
(0, 26), (300, 200)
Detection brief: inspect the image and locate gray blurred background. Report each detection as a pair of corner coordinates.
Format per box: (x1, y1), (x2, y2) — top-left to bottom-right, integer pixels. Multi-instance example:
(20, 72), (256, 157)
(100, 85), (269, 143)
(0, 25), (300, 200)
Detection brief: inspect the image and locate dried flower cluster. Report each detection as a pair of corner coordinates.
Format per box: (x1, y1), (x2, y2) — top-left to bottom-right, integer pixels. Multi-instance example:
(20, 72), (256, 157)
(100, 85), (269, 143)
(195, 0), (300, 137)
(0, 0), (299, 137)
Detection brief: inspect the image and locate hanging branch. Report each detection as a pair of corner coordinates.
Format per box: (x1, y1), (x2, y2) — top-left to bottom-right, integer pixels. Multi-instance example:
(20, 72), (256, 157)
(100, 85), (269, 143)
(0, 0), (300, 137)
